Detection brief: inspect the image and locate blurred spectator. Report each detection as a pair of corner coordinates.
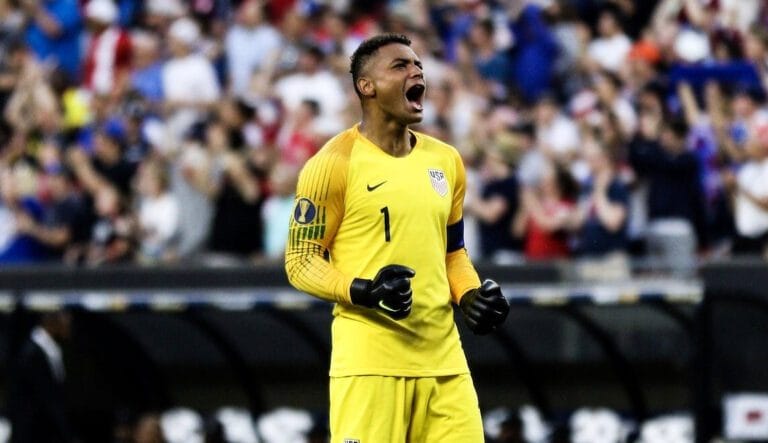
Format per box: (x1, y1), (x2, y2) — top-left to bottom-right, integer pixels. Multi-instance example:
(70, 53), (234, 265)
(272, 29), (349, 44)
(6, 311), (74, 442)
(262, 161), (297, 260)
(277, 98), (320, 167)
(162, 17), (221, 141)
(727, 128), (768, 255)
(3, 42), (59, 139)
(205, 120), (263, 259)
(629, 117), (708, 249)
(0, 39), (27, 145)
(23, 0), (82, 79)
(14, 164), (92, 263)
(225, 0), (281, 98)
(171, 136), (214, 259)
(86, 184), (134, 265)
(0, 0), (24, 48)
(135, 158), (179, 263)
(570, 139), (629, 256)
(274, 43), (345, 137)
(129, 30), (164, 104)
(592, 70), (637, 141)
(534, 94), (580, 161)
(82, 0), (132, 97)
(728, 88), (768, 157)
(509, 2), (558, 103)
(68, 128), (136, 196)
(625, 36), (662, 92)
(468, 18), (512, 89)
(0, 162), (49, 263)
(514, 161), (578, 261)
(466, 146), (522, 263)
(512, 121), (547, 188)
(586, 7), (631, 73)
(677, 81), (727, 221)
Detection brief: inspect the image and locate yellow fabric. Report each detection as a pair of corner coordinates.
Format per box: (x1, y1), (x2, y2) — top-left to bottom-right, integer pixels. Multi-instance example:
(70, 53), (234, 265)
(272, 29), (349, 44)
(286, 125), (480, 377)
(329, 374), (483, 442)
(61, 88), (91, 129)
(285, 129), (354, 305)
(446, 248), (481, 305)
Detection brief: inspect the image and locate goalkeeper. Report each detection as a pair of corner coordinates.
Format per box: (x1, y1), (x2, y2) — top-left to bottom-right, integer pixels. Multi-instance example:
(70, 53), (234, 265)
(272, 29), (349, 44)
(285, 34), (509, 442)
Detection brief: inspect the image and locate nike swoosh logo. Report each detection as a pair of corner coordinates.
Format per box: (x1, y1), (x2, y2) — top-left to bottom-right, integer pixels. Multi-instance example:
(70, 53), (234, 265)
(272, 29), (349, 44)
(378, 300), (398, 312)
(367, 181), (387, 192)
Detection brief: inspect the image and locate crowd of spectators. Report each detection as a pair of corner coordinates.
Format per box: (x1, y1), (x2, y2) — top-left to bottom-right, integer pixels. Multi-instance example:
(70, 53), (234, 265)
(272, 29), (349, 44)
(1, 0), (768, 267)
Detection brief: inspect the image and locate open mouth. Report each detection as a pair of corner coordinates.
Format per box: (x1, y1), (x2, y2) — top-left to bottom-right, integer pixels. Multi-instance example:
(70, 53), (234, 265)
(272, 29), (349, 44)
(405, 84), (425, 112)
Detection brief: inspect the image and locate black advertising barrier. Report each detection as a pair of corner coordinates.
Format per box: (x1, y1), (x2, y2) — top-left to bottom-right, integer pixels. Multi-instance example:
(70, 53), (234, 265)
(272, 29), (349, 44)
(1, 258), (766, 440)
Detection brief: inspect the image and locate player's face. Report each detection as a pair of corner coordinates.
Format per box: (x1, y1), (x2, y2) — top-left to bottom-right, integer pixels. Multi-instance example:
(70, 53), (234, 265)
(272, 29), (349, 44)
(366, 44), (426, 125)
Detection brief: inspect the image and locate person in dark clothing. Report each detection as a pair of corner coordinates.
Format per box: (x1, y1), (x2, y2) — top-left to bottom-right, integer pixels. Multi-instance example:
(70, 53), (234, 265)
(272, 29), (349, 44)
(7, 311), (74, 443)
(92, 128), (138, 196)
(205, 121), (264, 258)
(14, 166), (93, 262)
(570, 140), (630, 256)
(466, 146), (522, 262)
(629, 117), (708, 248)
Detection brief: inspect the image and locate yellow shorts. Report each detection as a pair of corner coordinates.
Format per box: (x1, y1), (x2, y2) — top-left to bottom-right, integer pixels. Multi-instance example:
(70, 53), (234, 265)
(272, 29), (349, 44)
(329, 374), (484, 443)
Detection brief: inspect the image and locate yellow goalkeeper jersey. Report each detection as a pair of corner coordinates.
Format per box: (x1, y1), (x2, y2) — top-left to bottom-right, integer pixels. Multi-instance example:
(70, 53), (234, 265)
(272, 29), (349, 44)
(285, 124), (480, 377)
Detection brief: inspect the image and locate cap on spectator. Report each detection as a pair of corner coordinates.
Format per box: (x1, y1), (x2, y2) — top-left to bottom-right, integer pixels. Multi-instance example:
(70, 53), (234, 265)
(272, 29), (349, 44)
(168, 17), (200, 46)
(628, 40), (661, 65)
(86, 0), (118, 23)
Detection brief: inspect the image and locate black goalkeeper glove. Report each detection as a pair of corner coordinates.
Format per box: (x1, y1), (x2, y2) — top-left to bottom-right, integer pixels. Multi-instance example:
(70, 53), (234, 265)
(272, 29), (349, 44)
(350, 265), (415, 320)
(459, 279), (510, 335)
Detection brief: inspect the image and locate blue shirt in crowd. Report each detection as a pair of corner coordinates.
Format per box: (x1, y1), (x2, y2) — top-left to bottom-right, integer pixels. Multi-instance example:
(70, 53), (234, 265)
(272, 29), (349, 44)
(25, 0), (82, 79)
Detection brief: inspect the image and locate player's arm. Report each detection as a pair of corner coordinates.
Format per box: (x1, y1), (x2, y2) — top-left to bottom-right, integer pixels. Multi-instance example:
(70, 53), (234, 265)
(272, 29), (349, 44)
(284, 149), (414, 319)
(446, 150), (509, 334)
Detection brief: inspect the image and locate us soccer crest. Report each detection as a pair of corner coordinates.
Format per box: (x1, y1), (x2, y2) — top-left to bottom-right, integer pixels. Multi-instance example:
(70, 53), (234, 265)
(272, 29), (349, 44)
(428, 168), (448, 196)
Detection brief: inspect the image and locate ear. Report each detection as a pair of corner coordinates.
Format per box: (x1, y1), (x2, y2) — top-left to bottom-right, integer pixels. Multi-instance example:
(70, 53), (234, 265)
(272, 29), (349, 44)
(357, 77), (375, 98)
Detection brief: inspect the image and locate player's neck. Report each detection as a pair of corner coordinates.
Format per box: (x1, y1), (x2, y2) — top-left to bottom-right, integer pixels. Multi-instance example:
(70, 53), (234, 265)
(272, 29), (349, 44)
(359, 119), (413, 158)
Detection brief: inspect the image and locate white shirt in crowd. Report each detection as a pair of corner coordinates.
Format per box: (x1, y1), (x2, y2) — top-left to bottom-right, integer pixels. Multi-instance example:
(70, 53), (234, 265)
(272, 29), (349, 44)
(588, 33), (631, 72)
(139, 192), (180, 258)
(735, 158), (768, 237)
(225, 23), (282, 97)
(274, 69), (346, 136)
(162, 53), (221, 138)
(537, 113), (580, 156)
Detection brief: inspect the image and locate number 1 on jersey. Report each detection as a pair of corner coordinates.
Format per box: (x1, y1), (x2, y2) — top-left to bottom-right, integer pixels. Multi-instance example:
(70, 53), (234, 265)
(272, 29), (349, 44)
(380, 206), (391, 242)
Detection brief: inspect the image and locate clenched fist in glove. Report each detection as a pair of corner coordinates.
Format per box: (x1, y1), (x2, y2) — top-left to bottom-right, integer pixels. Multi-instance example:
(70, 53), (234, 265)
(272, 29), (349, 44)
(459, 279), (509, 334)
(350, 265), (416, 320)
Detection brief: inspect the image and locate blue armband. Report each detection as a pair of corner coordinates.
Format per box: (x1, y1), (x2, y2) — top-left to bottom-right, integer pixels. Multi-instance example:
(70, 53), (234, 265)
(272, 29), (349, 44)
(446, 219), (465, 252)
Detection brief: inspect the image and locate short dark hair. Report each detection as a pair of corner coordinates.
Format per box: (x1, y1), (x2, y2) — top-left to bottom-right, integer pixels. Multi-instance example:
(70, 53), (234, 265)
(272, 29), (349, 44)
(349, 33), (411, 97)
(666, 118), (689, 139)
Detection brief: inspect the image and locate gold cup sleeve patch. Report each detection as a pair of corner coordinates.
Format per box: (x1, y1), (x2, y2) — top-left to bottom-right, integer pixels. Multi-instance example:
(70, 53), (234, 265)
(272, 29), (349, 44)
(293, 198), (317, 224)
